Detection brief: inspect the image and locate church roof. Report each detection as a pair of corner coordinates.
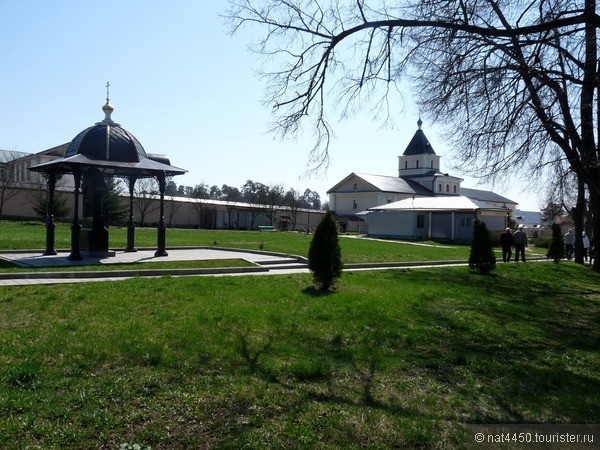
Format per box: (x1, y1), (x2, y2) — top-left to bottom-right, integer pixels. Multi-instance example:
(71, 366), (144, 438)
(327, 172), (432, 195)
(370, 195), (509, 212)
(460, 187), (516, 205)
(402, 118), (435, 156)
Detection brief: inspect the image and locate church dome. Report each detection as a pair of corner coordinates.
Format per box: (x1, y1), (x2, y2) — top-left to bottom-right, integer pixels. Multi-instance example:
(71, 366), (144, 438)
(402, 118), (436, 156)
(64, 99), (147, 163)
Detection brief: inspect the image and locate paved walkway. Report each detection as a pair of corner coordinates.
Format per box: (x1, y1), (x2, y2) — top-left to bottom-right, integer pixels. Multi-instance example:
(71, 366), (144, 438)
(0, 247), (545, 287)
(0, 247), (310, 286)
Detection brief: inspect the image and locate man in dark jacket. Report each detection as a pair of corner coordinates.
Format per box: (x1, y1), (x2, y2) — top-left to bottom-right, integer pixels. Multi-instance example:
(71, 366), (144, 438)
(499, 227), (514, 263)
(513, 224), (528, 262)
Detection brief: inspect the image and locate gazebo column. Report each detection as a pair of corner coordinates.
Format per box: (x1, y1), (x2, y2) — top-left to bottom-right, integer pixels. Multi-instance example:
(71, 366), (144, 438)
(68, 170), (83, 261)
(43, 171), (58, 256)
(155, 172), (168, 257)
(126, 176), (137, 252)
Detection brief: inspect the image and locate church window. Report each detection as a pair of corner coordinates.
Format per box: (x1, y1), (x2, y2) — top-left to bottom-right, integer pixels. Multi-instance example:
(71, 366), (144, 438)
(405, 161), (408, 169)
(446, 184), (449, 193)
(353, 200), (357, 210)
(438, 183), (442, 192)
(353, 183), (357, 190)
(430, 160), (433, 168)
(453, 185), (457, 194)
(416, 160), (419, 168)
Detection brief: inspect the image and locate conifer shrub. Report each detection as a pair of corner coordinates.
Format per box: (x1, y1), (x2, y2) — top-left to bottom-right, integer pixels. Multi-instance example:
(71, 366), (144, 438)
(468, 219), (496, 274)
(308, 210), (342, 291)
(547, 222), (565, 263)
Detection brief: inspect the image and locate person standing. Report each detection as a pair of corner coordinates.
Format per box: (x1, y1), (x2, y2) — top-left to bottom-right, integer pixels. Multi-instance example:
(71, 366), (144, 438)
(565, 229), (575, 260)
(513, 224), (528, 262)
(499, 227), (514, 263)
(582, 231), (590, 262)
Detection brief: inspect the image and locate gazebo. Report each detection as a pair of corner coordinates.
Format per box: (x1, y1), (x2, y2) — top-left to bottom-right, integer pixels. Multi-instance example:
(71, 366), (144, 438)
(29, 90), (186, 261)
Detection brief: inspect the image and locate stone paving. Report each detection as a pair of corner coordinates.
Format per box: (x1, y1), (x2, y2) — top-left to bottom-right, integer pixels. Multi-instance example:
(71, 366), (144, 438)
(0, 248), (310, 286)
(1, 248), (302, 268)
(0, 247), (537, 287)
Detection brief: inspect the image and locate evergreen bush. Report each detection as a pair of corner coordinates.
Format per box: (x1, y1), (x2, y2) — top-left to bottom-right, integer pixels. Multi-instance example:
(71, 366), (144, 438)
(468, 219), (496, 274)
(308, 210), (342, 291)
(547, 223), (565, 263)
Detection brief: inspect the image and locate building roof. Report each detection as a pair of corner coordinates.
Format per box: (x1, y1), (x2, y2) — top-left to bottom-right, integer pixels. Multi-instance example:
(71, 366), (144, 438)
(408, 170), (463, 181)
(328, 172), (433, 195)
(402, 118), (436, 156)
(39, 143), (70, 158)
(0, 149), (31, 163)
(460, 187), (517, 205)
(370, 195), (509, 212)
(515, 210), (546, 227)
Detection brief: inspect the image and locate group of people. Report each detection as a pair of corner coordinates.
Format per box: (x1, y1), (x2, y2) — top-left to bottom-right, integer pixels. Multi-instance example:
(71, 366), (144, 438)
(564, 229), (595, 263)
(499, 225), (596, 264)
(499, 224), (529, 263)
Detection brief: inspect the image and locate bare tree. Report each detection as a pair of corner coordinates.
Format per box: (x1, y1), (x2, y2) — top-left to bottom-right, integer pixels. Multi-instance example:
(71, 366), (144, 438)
(134, 178), (160, 226)
(0, 154), (20, 218)
(241, 180), (270, 229)
(190, 183), (214, 229)
(266, 184), (284, 227)
(541, 163), (590, 262)
(283, 188), (301, 230)
(226, 0), (600, 270)
(166, 196), (181, 227)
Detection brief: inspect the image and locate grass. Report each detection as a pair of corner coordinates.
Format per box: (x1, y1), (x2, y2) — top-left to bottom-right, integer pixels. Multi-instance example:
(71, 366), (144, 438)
(0, 263), (598, 448)
(0, 220), (546, 265)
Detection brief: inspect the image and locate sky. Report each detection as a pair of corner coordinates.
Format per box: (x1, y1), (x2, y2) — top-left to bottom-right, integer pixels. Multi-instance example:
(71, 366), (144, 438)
(0, 1), (544, 211)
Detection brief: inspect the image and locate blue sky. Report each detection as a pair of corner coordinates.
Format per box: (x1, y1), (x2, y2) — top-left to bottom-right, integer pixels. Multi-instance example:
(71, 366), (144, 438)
(0, 1), (542, 211)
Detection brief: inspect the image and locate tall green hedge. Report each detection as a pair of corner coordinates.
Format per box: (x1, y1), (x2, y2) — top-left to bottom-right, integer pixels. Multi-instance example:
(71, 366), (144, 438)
(468, 219), (496, 274)
(308, 210), (342, 290)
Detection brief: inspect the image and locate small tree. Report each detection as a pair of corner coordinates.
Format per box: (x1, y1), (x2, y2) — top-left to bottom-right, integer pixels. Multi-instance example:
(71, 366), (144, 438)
(102, 177), (128, 226)
(547, 223), (566, 263)
(469, 219), (496, 275)
(308, 210), (342, 291)
(31, 185), (71, 220)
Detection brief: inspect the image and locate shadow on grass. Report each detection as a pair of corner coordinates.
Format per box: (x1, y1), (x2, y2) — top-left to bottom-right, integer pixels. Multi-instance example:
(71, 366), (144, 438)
(401, 266), (600, 423)
(268, 266), (600, 426)
(301, 286), (338, 298)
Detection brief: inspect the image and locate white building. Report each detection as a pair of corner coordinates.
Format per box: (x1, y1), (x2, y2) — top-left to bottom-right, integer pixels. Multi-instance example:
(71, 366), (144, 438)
(327, 119), (517, 239)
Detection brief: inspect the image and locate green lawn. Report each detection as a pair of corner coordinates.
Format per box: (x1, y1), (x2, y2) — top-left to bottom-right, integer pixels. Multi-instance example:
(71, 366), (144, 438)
(0, 220), (546, 265)
(0, 263), (598, 448)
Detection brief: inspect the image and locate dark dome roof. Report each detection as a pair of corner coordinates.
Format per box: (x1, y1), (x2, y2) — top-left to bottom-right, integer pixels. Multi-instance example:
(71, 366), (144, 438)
(29, 97), (186, 178)
(402, 118), (436, 156)
(64, 123), (147, 163)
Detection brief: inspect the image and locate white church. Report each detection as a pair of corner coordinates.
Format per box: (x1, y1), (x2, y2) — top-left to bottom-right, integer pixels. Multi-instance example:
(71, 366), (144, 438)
(327, 119), (517, 240)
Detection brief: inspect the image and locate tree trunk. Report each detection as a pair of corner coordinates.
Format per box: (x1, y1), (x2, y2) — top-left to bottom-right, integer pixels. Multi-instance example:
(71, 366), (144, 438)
(573, 178), (586, 264)
(591, 189), (600, 271)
